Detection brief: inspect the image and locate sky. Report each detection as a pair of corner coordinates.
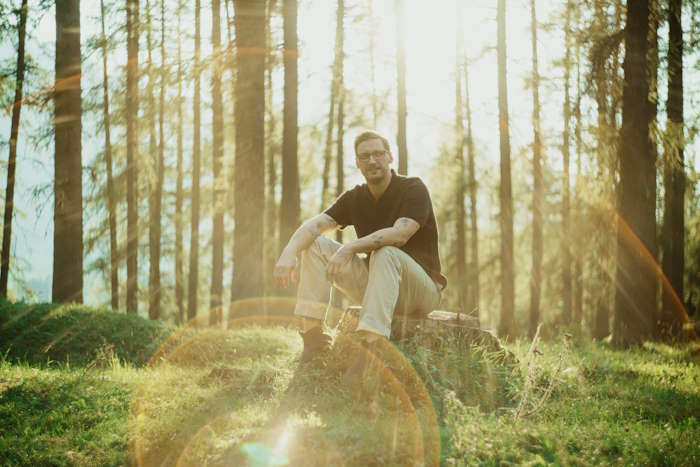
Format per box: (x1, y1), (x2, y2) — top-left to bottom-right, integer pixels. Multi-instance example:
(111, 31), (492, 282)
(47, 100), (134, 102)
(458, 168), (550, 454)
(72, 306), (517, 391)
(0, 0), (698, 305)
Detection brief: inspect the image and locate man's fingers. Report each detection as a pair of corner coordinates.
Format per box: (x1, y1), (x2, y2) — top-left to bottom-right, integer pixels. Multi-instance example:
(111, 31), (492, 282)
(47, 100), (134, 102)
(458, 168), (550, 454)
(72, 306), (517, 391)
(274, 267), (292, 288)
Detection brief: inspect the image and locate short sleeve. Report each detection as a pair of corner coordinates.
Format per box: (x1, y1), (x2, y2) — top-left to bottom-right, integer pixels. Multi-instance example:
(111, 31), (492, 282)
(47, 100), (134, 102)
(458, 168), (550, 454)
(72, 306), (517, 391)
(324, 190), (354, 228)
(398, 179), (431, 227)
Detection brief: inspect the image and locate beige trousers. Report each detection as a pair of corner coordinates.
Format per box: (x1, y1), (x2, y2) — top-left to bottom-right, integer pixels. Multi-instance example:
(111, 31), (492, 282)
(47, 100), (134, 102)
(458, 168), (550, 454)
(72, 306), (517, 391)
(294, 236), (442, 338)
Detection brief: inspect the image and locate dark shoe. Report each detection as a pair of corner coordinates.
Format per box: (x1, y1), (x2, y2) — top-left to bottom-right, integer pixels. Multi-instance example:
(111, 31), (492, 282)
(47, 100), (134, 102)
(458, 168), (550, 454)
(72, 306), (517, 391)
(299, 326), (332, 363)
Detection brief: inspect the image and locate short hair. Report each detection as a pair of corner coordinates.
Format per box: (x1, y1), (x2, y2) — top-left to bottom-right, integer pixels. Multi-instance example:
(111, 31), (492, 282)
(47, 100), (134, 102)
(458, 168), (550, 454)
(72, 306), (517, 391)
(353, 130), (390, 156)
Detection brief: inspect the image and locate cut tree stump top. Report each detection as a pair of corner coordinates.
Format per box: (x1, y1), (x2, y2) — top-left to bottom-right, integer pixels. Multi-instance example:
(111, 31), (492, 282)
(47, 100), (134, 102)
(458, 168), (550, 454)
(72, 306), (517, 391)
(337, 306), (515, 363)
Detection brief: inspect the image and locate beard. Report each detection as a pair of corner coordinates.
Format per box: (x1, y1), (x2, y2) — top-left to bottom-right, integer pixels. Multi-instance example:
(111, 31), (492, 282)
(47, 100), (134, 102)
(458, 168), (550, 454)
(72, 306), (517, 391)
(362, 165), (389, 184)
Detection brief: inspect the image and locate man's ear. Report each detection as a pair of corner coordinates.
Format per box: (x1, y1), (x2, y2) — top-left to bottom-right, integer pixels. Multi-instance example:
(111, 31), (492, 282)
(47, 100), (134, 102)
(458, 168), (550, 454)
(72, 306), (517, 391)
(388, 152), (394, 164)
(355, 158), (360, 169)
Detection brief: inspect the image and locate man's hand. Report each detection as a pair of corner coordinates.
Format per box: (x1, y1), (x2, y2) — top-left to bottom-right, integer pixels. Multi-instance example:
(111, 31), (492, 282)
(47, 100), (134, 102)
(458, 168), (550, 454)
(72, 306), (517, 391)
(325, 245), (354, 282)
(273, 214), (339, 289)
(274, 252), (297, 289)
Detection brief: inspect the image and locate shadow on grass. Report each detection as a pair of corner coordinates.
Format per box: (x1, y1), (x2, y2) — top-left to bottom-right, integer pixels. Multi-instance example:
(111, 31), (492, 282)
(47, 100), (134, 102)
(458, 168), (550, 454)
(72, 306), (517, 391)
(0, 371), (132, 465)
(598, 367), (700, 423)
(134, 332), (440, 466)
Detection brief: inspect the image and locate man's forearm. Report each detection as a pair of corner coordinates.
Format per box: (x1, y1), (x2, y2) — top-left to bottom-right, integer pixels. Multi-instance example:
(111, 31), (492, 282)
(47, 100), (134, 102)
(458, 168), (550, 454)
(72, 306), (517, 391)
(280, 214), (337, 258)
(282, 223), (322, 258)
(347, 226), (407, 254)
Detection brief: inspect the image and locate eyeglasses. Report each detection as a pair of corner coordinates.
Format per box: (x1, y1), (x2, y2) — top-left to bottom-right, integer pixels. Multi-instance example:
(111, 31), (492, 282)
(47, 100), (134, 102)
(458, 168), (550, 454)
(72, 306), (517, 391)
(356, 150), (388, 163)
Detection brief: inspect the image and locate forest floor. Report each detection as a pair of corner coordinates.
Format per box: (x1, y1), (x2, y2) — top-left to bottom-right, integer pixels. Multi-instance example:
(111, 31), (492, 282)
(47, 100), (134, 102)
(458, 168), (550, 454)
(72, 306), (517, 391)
(0, 300), (699, 466)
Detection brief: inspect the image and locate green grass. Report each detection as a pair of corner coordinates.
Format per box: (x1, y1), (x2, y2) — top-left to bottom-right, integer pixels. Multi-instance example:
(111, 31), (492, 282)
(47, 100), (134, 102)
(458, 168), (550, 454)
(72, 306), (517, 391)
(1, 300), (698, 465)
(0, 299), (175, 367)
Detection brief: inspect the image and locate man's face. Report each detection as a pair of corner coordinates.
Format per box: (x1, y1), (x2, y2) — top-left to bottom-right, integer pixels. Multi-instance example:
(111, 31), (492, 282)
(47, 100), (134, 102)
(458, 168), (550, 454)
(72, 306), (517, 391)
(356, 138), (393, 184)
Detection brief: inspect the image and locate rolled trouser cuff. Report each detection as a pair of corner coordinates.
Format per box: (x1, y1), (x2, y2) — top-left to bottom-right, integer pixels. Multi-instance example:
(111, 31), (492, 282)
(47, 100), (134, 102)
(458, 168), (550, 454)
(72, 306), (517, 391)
(356, 320), (392, 338)
(293, 298), (328, 320)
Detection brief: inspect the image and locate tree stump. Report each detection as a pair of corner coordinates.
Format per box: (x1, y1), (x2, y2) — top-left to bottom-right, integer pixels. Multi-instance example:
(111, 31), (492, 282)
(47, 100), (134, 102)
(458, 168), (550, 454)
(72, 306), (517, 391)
(337, 306), (515, 363)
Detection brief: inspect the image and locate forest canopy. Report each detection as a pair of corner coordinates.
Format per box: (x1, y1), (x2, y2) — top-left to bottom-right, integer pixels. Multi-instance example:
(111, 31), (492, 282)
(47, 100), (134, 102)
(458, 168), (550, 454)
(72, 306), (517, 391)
(1, 0), (699, 345)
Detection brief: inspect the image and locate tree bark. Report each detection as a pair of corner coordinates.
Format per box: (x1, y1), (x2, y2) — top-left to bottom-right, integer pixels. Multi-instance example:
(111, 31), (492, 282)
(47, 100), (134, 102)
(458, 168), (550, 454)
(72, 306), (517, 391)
(395, 0), (407, 175)
(53, 0), (83, 304)
(153, 0), (166, 319)
(573, 4), (583, 336)
(320, 0), (342, 210)
(528, 0), (543, 338)
(279, 0), (300, 258)
(125, 0), (139, 313)
(591, 0), (611, 340)
(175, 0), (185, 324)
(660, 0), (688, 339)
(464, 56), (479, 318)
(231, 0), (266, 314)
(560, 0), (573, 327)
(335, 0), (345, 247)
(188, 0), (201, 321)
(264, 0), (278, 297)
(98, 0), (118, 310)
(496, 0), (515, 339)
(613, 0), (657, 346)
(210, 0), (225, 325)
(647, 0), (660, 336)
(368, 0), (378, 128)
(146, 0), (161, 320)
(0, 0), (28, 299)
(455, 2), (468, 315)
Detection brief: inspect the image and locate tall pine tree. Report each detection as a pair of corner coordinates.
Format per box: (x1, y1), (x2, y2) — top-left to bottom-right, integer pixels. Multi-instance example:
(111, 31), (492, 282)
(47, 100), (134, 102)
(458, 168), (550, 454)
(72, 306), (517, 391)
(53, 0), (83, 304)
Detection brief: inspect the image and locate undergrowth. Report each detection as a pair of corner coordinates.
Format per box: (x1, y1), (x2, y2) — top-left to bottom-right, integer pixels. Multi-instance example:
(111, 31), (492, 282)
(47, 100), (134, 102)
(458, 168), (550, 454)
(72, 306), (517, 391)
(1, 300), (698, 465)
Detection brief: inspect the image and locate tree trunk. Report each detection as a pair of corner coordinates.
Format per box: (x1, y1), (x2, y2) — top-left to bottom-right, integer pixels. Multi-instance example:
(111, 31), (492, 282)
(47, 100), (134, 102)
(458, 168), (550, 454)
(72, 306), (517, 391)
(98, 0), (118, 310)
(464, 57), (480, 318)
(320, 0), (342, 211)
(0, 0), (28, 299)
(146, 0), (160, 320)
(648, 0), (660, 336)
(368, 0), (378, 128)
(648, 0), (659, 184)
(496, 0), (515, 339)
(231, 0), (266, 314)
(188, 0), (201, 321)
(454, 2), (467, 315)
(335, 0), (345, 247)
(560, 0), (573, 327)
(613, 0), (657, 346)
(227, 0), (236, 314)
(573, 4), (583, 336)
(660, 0), (688, 339)
(528, 0), (543, 338)
(279, 0), (300, 260)
(175, 0), (185, 324)
(210, 0), (225, 325)
(154, 0), (166, 319)
(591, 0), (610, 340)
(264, 0), (278, 297)
(126, 0), (139, 313)
(53, 0), (83, 304)
(395, 0), (407, 175)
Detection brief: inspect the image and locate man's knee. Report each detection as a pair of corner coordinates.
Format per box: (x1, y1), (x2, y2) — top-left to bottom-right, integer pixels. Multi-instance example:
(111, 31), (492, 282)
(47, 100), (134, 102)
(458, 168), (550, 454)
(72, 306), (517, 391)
(302, 235), (334, 261)
(370, 246), (401, 266)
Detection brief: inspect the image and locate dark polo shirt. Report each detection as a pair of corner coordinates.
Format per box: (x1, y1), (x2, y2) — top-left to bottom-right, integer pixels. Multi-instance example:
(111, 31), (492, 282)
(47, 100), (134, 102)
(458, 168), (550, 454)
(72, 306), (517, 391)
(324, 170), (447, 289)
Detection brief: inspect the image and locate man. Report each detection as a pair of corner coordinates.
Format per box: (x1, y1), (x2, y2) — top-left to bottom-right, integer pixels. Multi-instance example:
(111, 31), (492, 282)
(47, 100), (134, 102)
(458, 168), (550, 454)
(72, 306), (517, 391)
(274, 130), (446, 382)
